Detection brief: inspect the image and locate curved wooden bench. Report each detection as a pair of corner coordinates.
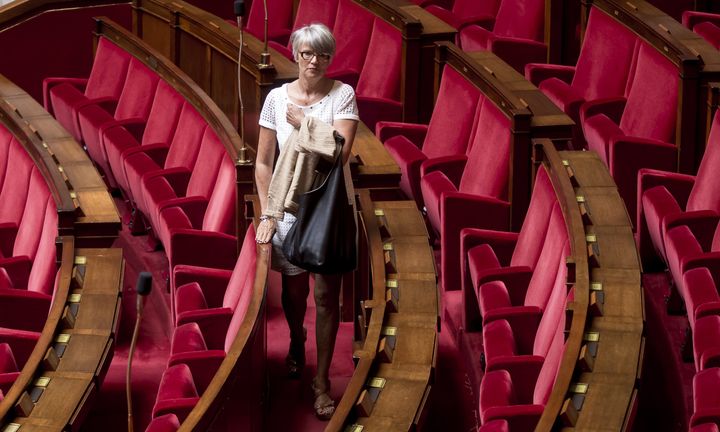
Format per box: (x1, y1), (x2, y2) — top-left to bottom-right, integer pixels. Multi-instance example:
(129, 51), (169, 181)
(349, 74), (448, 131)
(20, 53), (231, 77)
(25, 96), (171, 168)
(0, 73), (124, 431)
(533, 139), (643, 430)
(327, 191), (436, 432)
(130, 0), (402, 191)
(0, 73), (120, 246)
(583, 0), (720, 174)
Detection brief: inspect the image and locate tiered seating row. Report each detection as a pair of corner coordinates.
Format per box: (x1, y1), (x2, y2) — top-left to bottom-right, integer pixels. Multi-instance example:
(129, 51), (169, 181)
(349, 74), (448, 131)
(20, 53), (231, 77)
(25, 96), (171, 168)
(0, 74), (120, 245)
(43, 19), (246, 285)
(0, 74), (124, 432)
(148, 218), (267, 431)
(545, 143), (644, 429)
(0, 245), (123, 431)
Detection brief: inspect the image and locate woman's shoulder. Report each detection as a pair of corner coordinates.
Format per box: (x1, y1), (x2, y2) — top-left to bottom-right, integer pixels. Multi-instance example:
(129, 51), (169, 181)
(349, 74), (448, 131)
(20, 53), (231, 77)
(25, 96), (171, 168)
(267, 83), (290, 101)
(329, 81), (356, 99)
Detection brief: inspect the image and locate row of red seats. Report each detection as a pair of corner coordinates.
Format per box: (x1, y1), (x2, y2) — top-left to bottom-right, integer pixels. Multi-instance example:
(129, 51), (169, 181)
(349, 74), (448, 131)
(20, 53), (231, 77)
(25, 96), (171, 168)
(43, 37), (238, 299)
(0, 126), (60, 397)
(144, 226), (257, 431)
(527, 7), (680, 221)
(463, 166), (570, 430)
(428, 0), (546, 73)
(376, 65), (516, 295)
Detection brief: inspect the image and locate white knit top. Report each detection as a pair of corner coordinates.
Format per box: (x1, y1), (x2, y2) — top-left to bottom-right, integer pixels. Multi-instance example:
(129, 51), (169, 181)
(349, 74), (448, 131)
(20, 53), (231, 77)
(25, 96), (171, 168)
(259, 81), (359, 149)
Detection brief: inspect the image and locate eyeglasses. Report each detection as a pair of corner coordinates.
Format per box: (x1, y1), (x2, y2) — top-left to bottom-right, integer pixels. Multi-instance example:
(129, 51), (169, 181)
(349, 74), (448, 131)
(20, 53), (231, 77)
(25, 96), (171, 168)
(299, 51), (331, 63)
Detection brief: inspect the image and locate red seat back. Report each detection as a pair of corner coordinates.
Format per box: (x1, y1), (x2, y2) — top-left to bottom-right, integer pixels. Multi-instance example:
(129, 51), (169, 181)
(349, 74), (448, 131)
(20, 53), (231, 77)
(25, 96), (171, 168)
(85, 38), (131, 100)
(532, 246), (569, 358)
(533, 295), (567, 405)
(458, 98), (511, 199)
(224, 226), (258, 352)
(423, 67), (482, 159)
(27, 200), (58, 295)
(142, 81), (185, 146)
(222, 227), (258, 310)
(687, 111), (720, 214)
(13, 169), (51, 259)
(0, 140), (34, 226)
(356, 18), (402, 102)
(202, 155), (237, 235)
(511, 166), (558, 268)
(620, 42), (678, 143)
(246, 0), (293, 42)
(493, 0), (544, 42)
(572, 8), (639, 101)
(113, 58), (161, 122)
(292, 0), (339, 32)
(524, 204), (567, 309)
(454, 0), (500, 17)
(185, 129), (225, 199)
(164, 104), (207, 170)
(327, 0), (374, 79)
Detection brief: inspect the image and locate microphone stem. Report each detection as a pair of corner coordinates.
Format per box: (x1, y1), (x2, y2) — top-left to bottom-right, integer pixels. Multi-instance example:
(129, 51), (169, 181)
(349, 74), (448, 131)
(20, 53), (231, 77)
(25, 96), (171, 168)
(126, 301), (144, 432)
(237, 16), (249, 164)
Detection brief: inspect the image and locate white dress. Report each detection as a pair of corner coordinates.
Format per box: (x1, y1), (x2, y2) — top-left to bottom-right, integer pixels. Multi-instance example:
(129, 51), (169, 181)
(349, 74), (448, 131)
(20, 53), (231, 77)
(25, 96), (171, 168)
(259, 81), (360, 275)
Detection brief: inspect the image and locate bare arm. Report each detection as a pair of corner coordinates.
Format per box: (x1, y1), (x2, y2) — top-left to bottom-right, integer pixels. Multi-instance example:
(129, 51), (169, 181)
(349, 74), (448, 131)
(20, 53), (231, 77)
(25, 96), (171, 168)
(334, 118), (359, 164)
(255, 126), (277, 243)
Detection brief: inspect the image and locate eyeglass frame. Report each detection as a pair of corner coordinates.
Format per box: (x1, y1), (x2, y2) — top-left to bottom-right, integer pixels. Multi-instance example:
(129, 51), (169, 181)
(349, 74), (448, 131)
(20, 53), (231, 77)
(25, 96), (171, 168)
(298, 51), (332, 63)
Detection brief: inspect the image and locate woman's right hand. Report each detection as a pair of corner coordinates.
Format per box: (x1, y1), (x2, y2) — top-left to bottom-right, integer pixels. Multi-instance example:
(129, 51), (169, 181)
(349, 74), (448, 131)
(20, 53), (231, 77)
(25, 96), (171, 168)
(256, 217), (277, 244)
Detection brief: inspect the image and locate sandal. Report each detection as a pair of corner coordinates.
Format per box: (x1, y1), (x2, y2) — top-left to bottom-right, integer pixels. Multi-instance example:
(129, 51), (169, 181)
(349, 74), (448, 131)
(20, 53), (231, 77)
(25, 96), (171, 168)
(285, 327), (307, 379)
(312, 378), (335, 421)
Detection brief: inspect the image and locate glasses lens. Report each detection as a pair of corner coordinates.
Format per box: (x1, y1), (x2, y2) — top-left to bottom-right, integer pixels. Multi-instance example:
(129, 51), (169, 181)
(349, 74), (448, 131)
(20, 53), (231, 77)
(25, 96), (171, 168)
(299, 51), (330, 62)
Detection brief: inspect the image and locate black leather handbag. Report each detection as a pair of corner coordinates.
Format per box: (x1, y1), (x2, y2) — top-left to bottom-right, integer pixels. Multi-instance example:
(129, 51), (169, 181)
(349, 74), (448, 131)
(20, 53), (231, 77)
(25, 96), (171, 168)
(282, 150), (357, 274)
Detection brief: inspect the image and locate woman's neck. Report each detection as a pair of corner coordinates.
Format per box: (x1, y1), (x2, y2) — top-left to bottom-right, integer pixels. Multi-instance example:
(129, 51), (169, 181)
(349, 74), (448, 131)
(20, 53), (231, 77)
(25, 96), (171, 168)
(291, 77), (332, 105)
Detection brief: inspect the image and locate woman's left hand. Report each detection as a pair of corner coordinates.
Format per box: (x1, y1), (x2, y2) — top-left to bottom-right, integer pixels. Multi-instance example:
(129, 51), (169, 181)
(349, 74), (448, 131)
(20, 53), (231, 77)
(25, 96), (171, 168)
(287, 104), (305, 129)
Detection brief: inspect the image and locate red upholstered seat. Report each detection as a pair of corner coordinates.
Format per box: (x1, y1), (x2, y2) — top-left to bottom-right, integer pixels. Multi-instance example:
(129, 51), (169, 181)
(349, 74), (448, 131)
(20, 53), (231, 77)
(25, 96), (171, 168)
(476, 205), (567, 328)
(425, 0), (500, 32)
(460, 166), (557, 330)
(582, 41), (680, 221)
(245, 0), (293, 46)
(526, 8), (639, 148)
(0, 328), (40, 382)
(326, 0), (374, 89)
(458, 0), (546, 73)
(478, 301), (566, 430)
(0, 201), (58, 332)
(77, 57), (160, 186)
(691, 367), (720, 428)
(123, 103), (207, 214)
(105, 80), (185, 201)
(482, 253), (568, 369)
(377, 66), (482, 205)
(152, 363), (200, 422)
(44, 37), (131, 142)
(0, 342), (19, 394)
(693, 424), (720, 432)
(161, 155), (237, 273)
(139, 128), (226, 241)
(172, 226), (255, 331)
(145, 414), (180, 432)
(664, 222), (720, 306)
(638, 110), (720, 266)
(478, 419), (509, 432)
(683, 11), (720, 49)
(355, 17), (403, 131)
(420, 97), (512, 293)
(0, 139), (35, 256)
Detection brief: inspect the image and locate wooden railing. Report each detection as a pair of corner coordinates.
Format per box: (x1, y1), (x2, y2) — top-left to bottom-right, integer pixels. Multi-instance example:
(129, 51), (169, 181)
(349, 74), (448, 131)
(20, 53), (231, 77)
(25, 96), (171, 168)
(0, 73), (120, 246)
(329, 191), (437, 432)
(534, 139), (643, 430)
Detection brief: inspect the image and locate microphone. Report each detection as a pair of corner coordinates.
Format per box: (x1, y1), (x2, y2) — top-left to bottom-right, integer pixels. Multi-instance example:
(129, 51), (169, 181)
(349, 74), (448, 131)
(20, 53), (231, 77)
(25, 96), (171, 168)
(235, 0), (251, 164)
(126, 272), (153, 432)
(233, 0), (244, 17)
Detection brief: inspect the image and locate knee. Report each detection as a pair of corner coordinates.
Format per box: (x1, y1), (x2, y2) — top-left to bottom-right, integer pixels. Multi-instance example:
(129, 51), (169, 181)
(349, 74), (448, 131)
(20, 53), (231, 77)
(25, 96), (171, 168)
(314, 277), (340, 311)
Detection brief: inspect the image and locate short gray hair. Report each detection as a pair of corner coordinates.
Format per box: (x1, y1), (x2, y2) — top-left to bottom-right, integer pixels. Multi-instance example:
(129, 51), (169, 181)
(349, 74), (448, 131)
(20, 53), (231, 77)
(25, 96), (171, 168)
(290, 23), (336, 59)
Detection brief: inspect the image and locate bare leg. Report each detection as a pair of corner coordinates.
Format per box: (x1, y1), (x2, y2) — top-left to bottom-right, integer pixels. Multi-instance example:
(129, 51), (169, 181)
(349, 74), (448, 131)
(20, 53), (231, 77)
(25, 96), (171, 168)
(313, 273), (341, 405)
(281, 272), (310, 373)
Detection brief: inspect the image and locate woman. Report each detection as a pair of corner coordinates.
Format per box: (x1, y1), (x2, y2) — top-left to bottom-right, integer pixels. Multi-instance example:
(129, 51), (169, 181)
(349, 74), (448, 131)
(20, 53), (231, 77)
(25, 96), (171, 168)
(254, 23), (359, 420)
